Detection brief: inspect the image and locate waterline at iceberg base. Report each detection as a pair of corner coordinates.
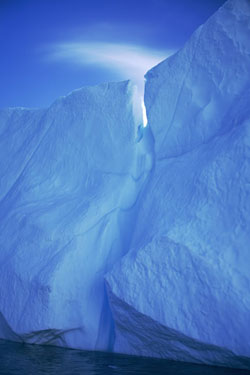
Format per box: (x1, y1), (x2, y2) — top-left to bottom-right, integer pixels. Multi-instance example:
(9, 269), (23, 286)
(0, 0), (250, 370)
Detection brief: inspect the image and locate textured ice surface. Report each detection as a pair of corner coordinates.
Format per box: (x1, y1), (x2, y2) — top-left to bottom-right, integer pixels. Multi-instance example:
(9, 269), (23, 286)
(106, 0), (250, 369)
(1, 0), (250, 370)
(144, 0), (250, 159)
(0, 81), (152, 350)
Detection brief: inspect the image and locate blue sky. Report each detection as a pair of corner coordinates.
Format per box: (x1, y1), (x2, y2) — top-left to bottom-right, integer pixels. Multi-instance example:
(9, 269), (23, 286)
(0, 0), (226, 108)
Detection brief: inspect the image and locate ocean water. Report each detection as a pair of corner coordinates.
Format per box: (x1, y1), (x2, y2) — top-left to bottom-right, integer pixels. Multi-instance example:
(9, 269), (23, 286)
(0, 339), (250, 375)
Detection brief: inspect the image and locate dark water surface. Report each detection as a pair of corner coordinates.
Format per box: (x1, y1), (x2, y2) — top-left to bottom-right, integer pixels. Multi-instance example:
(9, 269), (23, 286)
(0, 339), (250, 375)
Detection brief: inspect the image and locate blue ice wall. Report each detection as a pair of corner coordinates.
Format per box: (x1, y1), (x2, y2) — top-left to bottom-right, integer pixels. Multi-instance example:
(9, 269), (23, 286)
(106, 0), (250, 369)
(0, 81), (152, 350)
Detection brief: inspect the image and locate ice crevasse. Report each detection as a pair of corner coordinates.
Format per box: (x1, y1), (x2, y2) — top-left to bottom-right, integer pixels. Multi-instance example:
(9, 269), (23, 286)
(1, 0), (250, 370)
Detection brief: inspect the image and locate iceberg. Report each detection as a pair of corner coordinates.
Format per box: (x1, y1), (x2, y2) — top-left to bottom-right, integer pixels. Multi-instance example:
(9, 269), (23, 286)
(0, 0), (250, 370)
(0, 81), (152, 350)
(106, 0), (250, 369)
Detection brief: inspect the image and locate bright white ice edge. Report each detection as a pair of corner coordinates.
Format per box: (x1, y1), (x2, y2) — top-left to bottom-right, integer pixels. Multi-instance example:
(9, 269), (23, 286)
(0, 0), (250, 371)
(141, 98), (148, 127)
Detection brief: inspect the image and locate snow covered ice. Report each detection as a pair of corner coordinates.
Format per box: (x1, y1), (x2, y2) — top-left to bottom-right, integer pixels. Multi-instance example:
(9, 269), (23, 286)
(1, 0), (250, 370)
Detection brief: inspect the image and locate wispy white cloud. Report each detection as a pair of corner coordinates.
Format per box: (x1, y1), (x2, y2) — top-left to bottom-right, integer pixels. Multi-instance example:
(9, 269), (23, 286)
(44, 41), (174, 92)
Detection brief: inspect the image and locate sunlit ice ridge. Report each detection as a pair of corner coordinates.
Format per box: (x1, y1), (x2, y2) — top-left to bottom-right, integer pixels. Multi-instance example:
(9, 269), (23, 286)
(43, 40), (175, 127)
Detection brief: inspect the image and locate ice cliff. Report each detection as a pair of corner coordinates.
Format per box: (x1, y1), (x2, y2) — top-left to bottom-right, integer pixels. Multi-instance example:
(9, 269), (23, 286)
(0, 82), (153, 350)
(0, 0), (250, 370)
(106, 0), (250, 368)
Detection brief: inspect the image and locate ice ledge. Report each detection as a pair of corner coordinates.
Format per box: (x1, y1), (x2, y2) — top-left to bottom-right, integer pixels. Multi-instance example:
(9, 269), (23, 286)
(105, 283), (250, 370)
